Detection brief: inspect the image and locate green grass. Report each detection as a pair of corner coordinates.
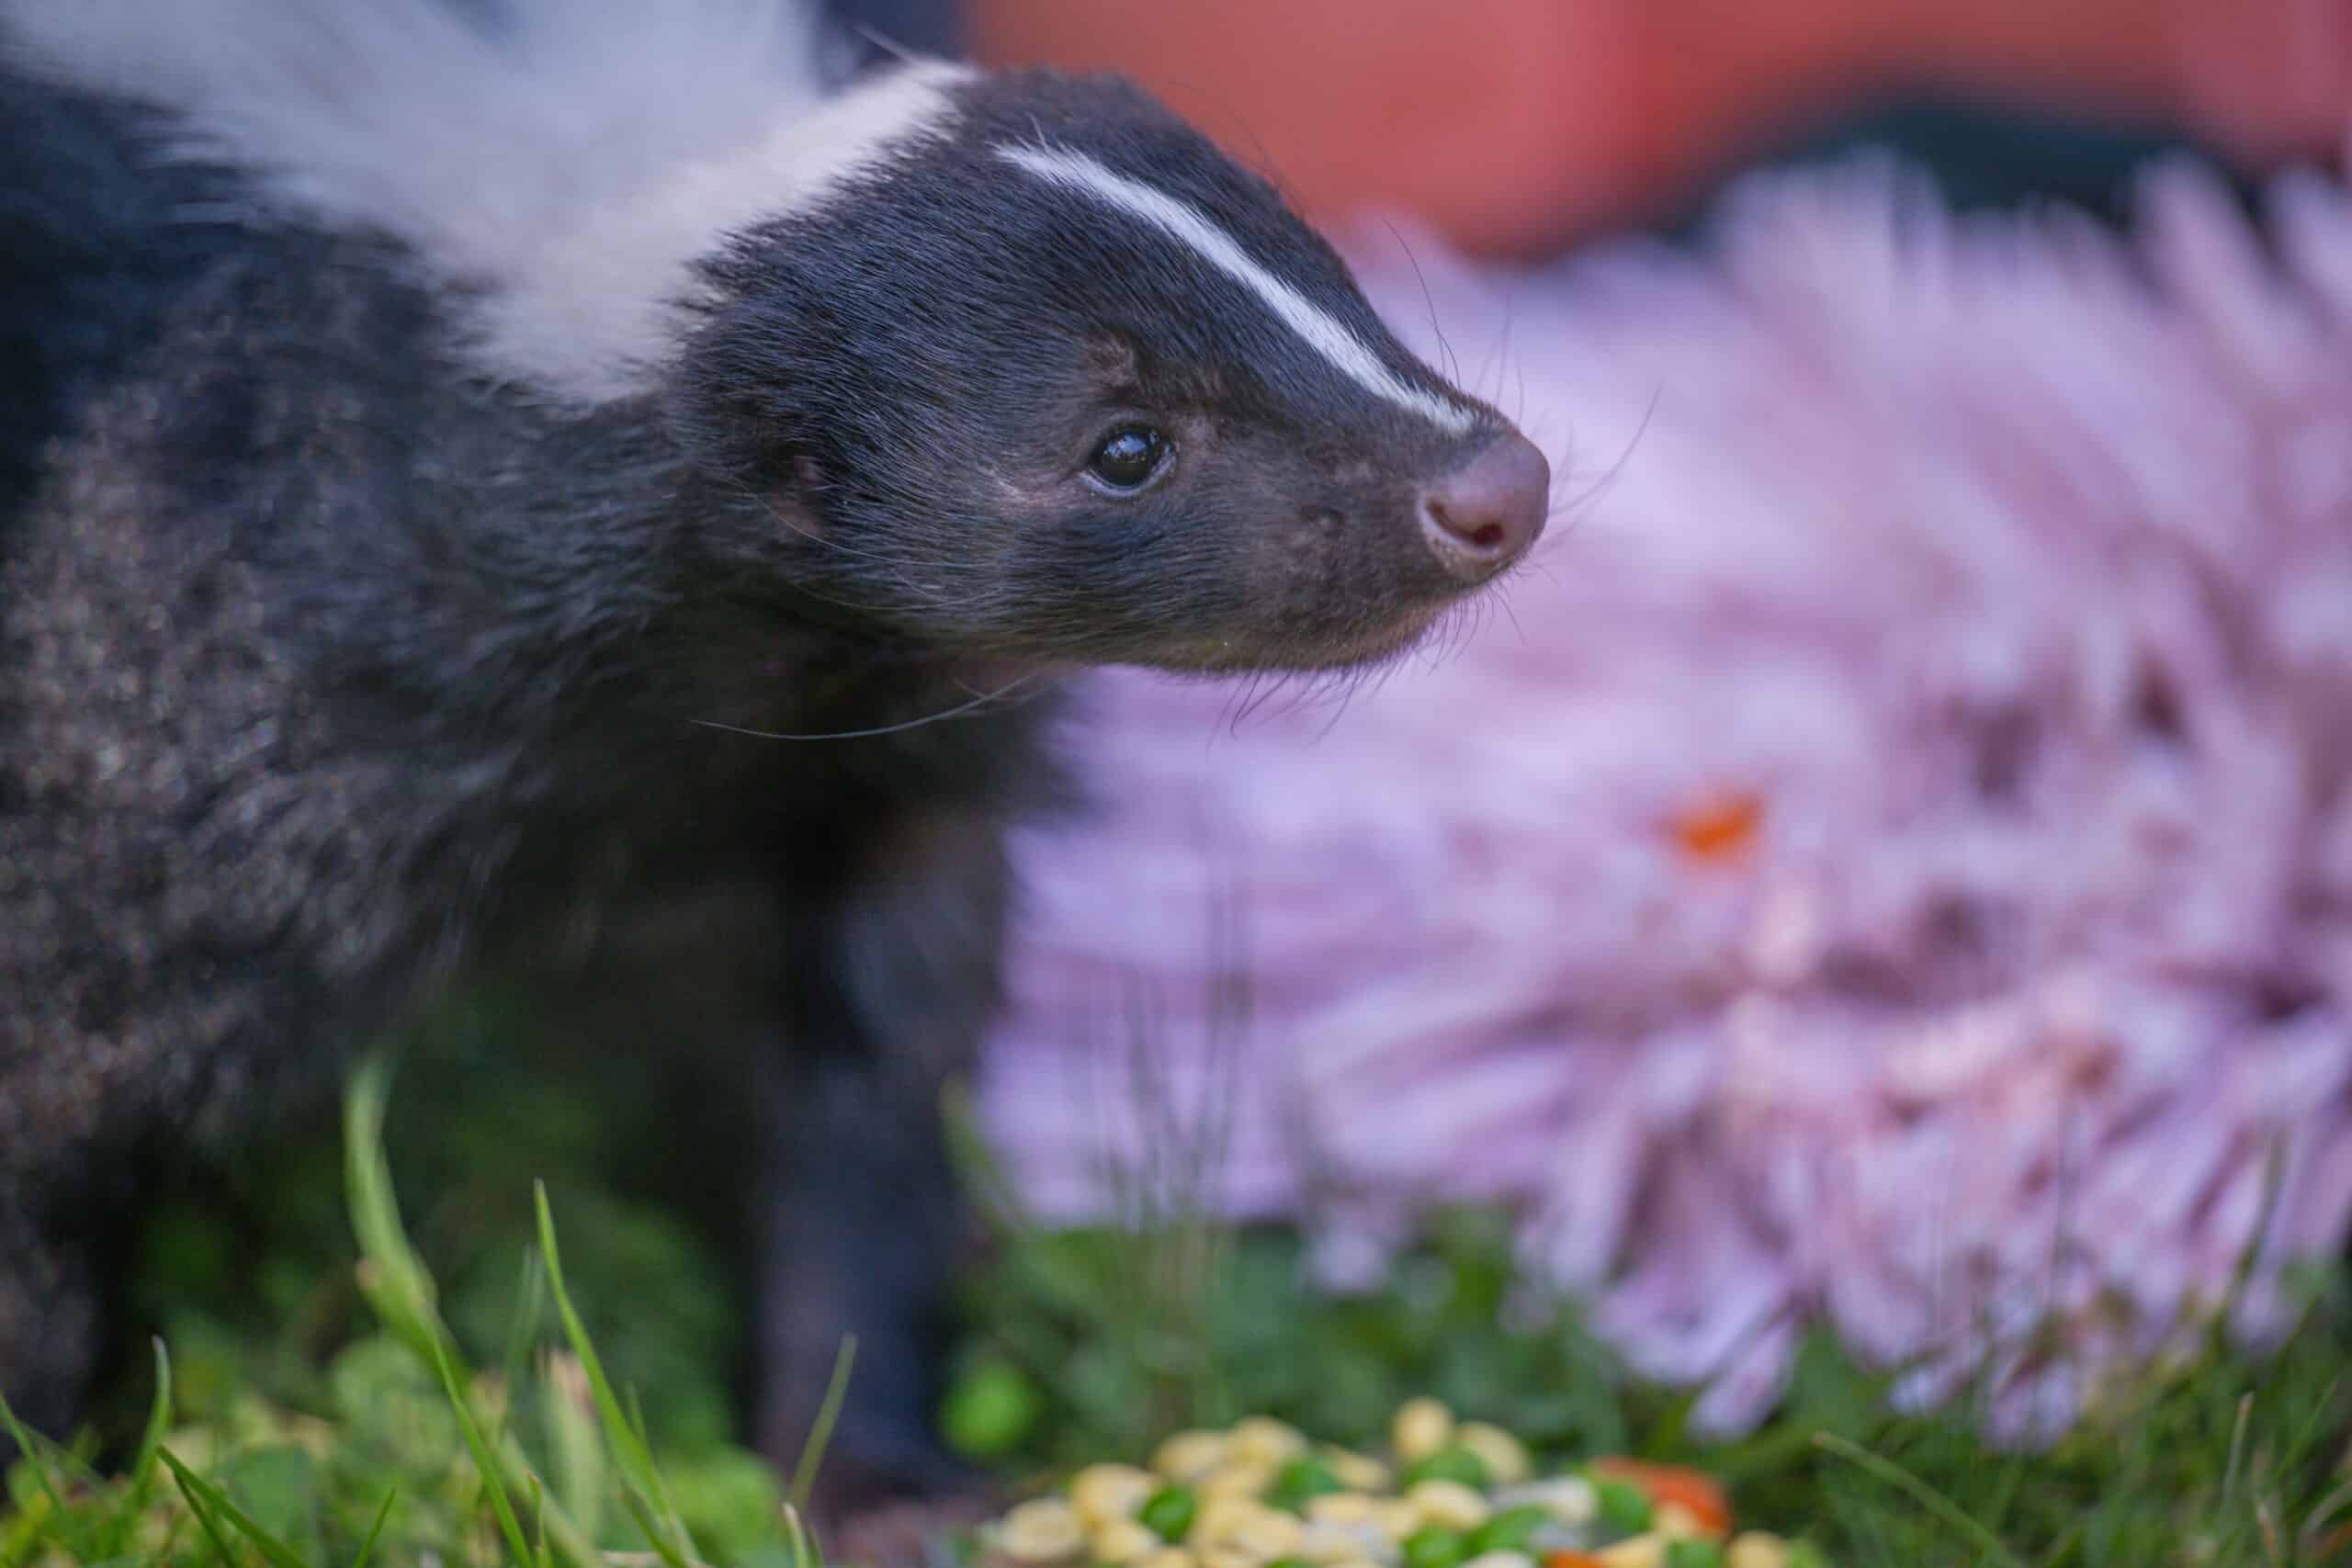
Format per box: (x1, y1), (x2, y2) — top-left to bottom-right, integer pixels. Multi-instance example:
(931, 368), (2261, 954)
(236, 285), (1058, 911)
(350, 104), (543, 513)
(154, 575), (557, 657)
(4, 1022), (2349, 1567)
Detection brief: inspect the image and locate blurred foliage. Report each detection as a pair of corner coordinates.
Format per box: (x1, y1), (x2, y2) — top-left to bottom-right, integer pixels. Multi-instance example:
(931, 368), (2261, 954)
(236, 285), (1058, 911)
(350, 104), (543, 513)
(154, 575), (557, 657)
(2, 1000), (2347, 1565)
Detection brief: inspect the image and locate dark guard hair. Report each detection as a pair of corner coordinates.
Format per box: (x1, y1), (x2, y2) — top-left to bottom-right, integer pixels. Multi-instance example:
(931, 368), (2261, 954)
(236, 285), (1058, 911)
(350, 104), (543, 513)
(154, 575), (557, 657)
(0, 0), (1550, 1529)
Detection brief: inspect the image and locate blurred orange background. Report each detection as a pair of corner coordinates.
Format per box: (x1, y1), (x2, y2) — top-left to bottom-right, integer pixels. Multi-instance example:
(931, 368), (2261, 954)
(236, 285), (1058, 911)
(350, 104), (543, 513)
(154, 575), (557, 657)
(968, 0), (2352, 255)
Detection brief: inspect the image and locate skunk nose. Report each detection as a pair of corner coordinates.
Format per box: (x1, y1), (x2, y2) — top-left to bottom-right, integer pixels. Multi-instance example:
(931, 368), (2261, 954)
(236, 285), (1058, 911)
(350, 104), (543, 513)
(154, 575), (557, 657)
(1419, 433), (1550, 580)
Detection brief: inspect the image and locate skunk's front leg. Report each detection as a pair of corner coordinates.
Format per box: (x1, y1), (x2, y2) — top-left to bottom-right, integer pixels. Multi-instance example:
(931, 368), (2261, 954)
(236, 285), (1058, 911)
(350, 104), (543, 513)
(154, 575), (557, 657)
(755, 807), (1010, 1542)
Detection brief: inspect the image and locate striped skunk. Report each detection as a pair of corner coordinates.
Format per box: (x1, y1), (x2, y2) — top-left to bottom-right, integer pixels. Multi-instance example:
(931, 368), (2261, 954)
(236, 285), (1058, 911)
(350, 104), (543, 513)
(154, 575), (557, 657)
(0, 0), (1548, 1522)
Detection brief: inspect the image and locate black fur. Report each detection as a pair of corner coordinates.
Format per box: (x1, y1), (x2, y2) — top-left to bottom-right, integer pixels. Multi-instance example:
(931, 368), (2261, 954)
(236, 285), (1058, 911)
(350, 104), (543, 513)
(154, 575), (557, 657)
(0, 34), (1528, 1517)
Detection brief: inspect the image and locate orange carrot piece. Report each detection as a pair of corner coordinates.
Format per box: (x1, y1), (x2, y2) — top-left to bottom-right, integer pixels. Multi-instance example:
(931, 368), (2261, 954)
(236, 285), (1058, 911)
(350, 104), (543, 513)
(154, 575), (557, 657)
(1589, 1459), (1734, 1537)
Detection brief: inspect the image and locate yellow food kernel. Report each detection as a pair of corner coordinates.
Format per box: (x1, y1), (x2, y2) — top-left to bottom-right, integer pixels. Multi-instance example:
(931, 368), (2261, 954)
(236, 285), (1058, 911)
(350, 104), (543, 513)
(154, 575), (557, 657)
(1154, 1430), (1231, 1482)
(1521, 1476), (1597, 1526)
(1406, 1480), (1490, 1532)
(1317, 1446), (1392, 1494)
(1325, 1559), (1385, 1568)
(1726, 1533), (1792, 1568)
(1656, 1502), (1713, 1542)
(1198, 1550), (1258, 1568)
(1304, 1494), (1381, 1528)
(1227, 1511), (1306, 1562)
(1453, 1423), (1531, 1486)
(1188, 1496), (1272, 1548)
(1091, 1519), (1163, 1564)
(1461, 1553), (1536, 1568)
(1071, 1464), (1159, 1528)
(1229, 1416), (1308, 1467)
(1391, 1397), (1455, 1463)
(1375, 1500), (1422, 1542)
(1197, 1461), (1278, 1503)
(1001, 1498), (1087, 1562)
(1137, 1552), (1197, 1568)
(1596, 1535), (1667, 1568)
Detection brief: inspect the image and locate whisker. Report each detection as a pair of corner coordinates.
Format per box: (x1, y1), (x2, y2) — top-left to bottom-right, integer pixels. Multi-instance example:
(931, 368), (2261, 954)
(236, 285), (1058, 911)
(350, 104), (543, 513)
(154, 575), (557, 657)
(689, 671), (1046, 742)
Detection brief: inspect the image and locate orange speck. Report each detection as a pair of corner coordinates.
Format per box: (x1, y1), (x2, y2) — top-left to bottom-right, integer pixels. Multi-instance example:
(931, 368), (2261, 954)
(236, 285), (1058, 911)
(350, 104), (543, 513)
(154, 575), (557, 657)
(1544, 1554), (1611, 1568)
(1664, 791), (1766, 866)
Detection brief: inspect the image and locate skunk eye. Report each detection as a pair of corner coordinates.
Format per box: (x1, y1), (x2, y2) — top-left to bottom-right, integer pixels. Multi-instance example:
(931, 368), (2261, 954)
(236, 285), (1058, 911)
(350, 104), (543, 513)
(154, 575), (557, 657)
(1084, 425), (1171, 492)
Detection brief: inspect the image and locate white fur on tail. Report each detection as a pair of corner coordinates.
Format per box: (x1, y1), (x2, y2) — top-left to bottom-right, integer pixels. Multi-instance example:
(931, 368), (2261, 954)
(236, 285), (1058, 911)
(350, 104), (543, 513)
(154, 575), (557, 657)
(4, 0), (970, 401)
(995, 141), (1481, 436)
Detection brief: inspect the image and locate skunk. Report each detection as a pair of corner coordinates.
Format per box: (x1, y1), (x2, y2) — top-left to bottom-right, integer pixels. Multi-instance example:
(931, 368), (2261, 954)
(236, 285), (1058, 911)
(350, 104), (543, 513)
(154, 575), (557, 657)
(0, 0), (1547, 1520)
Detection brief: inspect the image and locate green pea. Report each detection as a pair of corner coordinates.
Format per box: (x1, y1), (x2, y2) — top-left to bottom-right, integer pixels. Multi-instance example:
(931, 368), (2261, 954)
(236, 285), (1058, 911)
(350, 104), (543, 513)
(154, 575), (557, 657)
(1400, 1446), (1492, 1492)
(1265, 1559), (1315, 1568)
(1403, 1526), (1469, 1568)
(1268, 1455), (1345, 1511)
(1593, 1477), (1653, 1535)
(1138, 1484), (1198, 1542)
(1466, 1506), (1552, 1555)
(1786, 1545), (1830, 1568)
(1665, 1543), (1725, 1568)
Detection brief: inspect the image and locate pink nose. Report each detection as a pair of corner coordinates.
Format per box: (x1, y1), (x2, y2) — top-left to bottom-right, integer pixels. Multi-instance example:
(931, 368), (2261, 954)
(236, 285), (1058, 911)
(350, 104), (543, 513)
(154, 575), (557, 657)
(1419, 433), (1550, 580)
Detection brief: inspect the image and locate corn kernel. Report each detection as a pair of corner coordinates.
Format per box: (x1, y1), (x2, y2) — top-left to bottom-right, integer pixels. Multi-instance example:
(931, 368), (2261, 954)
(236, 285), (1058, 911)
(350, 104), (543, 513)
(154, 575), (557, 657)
(1229, 1416), (1308, 1467)
(1390, 1398), (1454, 1464)
(1317, 1446), (1392, 1494)
(1304, 1494), (1381, 1528)
(1155, 1430), (1231, 1483)
(1198, 1461), (1278, 1503)
(1227, 1510), (1306, 1561)
(1727, 1533), (1792, 1568)
(1326, 1559), (1385, 1568)
(1595, 1535), (1666, 1568)
(1072, 1465), (1159, 1528)
(1198, 1550), (1258, 1568)
(1406, 1480), (1489, 1533)
(1375, 1501), (1422, 1542)
(1137, 1551), (1197, 1568)
(1188, 1495), (1266, 1548)
(1092, 1519), (1163, 1564)
(1453, 1423), (1530, 1486)
(1001, 1498), (1087, 1562)
(1656, 1502), (1711, 1542)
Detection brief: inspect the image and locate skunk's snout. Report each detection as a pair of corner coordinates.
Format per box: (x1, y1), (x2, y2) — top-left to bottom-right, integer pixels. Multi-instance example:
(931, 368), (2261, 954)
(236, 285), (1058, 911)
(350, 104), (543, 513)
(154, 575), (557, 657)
(1419, 432), (1550, 581)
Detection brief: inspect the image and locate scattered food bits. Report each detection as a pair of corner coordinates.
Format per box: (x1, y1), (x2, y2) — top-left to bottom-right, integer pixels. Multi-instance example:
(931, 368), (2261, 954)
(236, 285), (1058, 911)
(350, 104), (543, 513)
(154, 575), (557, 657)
(1456, 1423), (1532, 1485)
(1002, 1498), (1087, 1562)
(1233, 1416), (1311, 1466)
(1392, 1397), (1457, 1462)
(1408, 1479), (1493, 1532)
(1593, 1536), (1666, 1568)
(1074, 1463), (1161, 1526)
(1320, 1446), (1394, 1493)
(1462, 1551), (1537, 1568)
(1589, 1463), (1730, 1540)
(1305, 1494), (1383, 1528)
(1724, 1535), (1790, 1568)
(1158, 1430), (1234, 1482)
(974, 1404), (1829, 1568)
(1097, 1518), (1168, 1563)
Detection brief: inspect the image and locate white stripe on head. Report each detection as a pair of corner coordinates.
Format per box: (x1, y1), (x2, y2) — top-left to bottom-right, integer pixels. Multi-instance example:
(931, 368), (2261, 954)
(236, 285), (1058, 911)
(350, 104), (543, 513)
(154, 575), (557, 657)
(994, 141), (1479, 436)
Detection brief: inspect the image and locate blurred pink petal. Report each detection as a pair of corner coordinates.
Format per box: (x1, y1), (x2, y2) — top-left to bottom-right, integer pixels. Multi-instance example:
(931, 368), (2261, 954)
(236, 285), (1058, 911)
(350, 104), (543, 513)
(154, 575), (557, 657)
(978, 153), (2352, 1438)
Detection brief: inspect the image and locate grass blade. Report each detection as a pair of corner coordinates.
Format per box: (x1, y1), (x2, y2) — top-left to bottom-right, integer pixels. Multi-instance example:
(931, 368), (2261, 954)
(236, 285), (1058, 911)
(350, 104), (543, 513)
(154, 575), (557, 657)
(534, 1180), (695, 1568)
(429, 1338), (536, 1568)
(1814, 1431), (2026, 1568)
(786, 1336), (856, 1515)
(158, 1449), (310, 1568)
(348, 1486), (398, 1568)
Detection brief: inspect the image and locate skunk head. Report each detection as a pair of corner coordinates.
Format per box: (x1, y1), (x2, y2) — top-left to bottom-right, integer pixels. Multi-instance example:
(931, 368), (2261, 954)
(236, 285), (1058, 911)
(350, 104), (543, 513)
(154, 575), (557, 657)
(679, 63), (1551, 672)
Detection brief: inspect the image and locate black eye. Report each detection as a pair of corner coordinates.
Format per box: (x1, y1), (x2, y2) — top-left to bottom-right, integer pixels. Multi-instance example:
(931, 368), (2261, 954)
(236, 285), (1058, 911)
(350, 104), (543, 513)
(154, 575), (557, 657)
(1084, 425), (1171, 493)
